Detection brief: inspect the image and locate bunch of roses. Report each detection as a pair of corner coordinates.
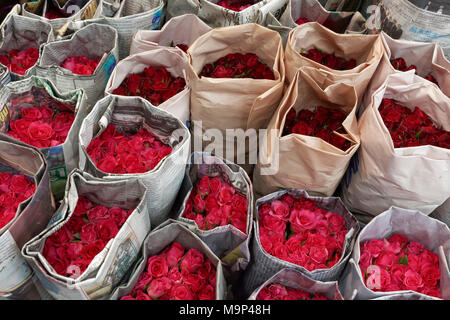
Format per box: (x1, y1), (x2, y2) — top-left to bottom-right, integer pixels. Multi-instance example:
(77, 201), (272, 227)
(182, 176), (247, 233)
(120, 241), (217, 300)
(112, 66), (186, 107)
(390, 57), (438, 86)
(0, 172), (36, 229)
(7, 104), (75, 148)
(86, 124), (173, 174)
(217, 0), (256, 11)
(359, 233), (441, 298)
(61, 56), (100, 75)
(283, 106), (351, 151)
(301, 48), (357, 70)
(258, 194), (349, 271)
(199, 52), (275, 80)
(43, 195), (132, 278)
(256, 283), (328, 300)
(0, 47), (39, 75)
(379, 98), (449, 149)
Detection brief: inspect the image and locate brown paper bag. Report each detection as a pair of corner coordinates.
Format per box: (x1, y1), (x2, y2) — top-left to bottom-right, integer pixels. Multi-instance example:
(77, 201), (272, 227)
(104, 48), (191, 126)
(253, 66), (360, 197)
(187, 23), (285, 170)
(129, 14), (212, 55)
(284, 22), (383, 104)
(361, 32), (450, 116)
(340, 72), (450, 224)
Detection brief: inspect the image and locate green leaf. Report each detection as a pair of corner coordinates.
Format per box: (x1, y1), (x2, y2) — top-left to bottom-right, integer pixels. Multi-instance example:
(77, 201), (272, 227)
(398, 255), (408, 265)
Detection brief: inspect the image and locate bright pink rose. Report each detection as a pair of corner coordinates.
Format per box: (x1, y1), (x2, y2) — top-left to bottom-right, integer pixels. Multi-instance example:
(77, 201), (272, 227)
(147, 255), (169, 278)
(403, 269), (424, 291)
(180, 248), (204, 273)
(170, 283), (193, 300)
(289, 208), (317, 231)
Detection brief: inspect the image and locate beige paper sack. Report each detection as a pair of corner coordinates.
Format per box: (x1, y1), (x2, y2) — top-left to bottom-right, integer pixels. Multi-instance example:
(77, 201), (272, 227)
(187, 23), (285, 169)
(265, 0), (367, 45)
(104, 48), (191, 125)
(253, 66), (360, 197)
(361, 32), (450, 116)
(129, 14), (212, 55)
(340, 72), (450, 224)
(284, 22), (383, 103)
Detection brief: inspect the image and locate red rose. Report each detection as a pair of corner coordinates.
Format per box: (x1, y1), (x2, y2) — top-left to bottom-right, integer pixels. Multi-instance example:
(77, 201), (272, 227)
(147, 255), (169, 278)
(80, 222), (98, 243)
(96, 218), (119, 241)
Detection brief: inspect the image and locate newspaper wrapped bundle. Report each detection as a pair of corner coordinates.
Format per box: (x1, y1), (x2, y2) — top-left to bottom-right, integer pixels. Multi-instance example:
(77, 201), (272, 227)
(109, 220), (227, 300)
(239, 189), (359, 299)
(284, 22), (383, 104)
(36, 23), (119, 107)
(360, 0), (450, 59)
(22, 169), (150, 300)
(172, 152), (253, 291)
(70, 0), (165, 60)
(0, 76), (89, 199)
(0, 13), (53, 81)
(104, 48), (190, 126)
(339, 207), (450, 300)
(187, 23), (285, 172)
(21, 0), (99, 37)
(198, 0), (288, 28)
(360, 32), (450, 116)
(265, 0), (367, 45)
(247, 268), (344, 300)
(0, 135), (55, 300)
(340, 72), (450, 224)
(253, 67), (360, 197)
(78, 95), (191, 228)
(0, 64), (10, 90)
(129, 14), (212, 56)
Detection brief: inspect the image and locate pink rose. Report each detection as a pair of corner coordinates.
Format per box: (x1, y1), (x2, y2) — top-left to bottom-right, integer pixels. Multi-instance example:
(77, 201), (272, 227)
(147, 277), (172, 299)
(196, 176), (211, 197)
(218, 184), (235, 204)
(363, 239), (385, 258)
(375, 251), (398, 270)
(403, 269), (424, 291)
(182, 271), (204, 294)
(170, 283), (193, 300)
(419, 263), (440, 288)
(406, 241), (425, 255)
(180, 248), (204, 273)
(289, 209), (317, 232)
(326, 212), (346, 233)
(147, 255), (169, 278)
(309, 246), (329, 264)
(198, 284), (215, 300)
(193, 193), (206, 212)
(261, 214), (286, 236)
(164, 241), (185, 268)
(270, 200), (290, 220)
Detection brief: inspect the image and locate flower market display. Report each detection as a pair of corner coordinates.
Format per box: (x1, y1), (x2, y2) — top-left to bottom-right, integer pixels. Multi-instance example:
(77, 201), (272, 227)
(0, 0), (449, 304)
